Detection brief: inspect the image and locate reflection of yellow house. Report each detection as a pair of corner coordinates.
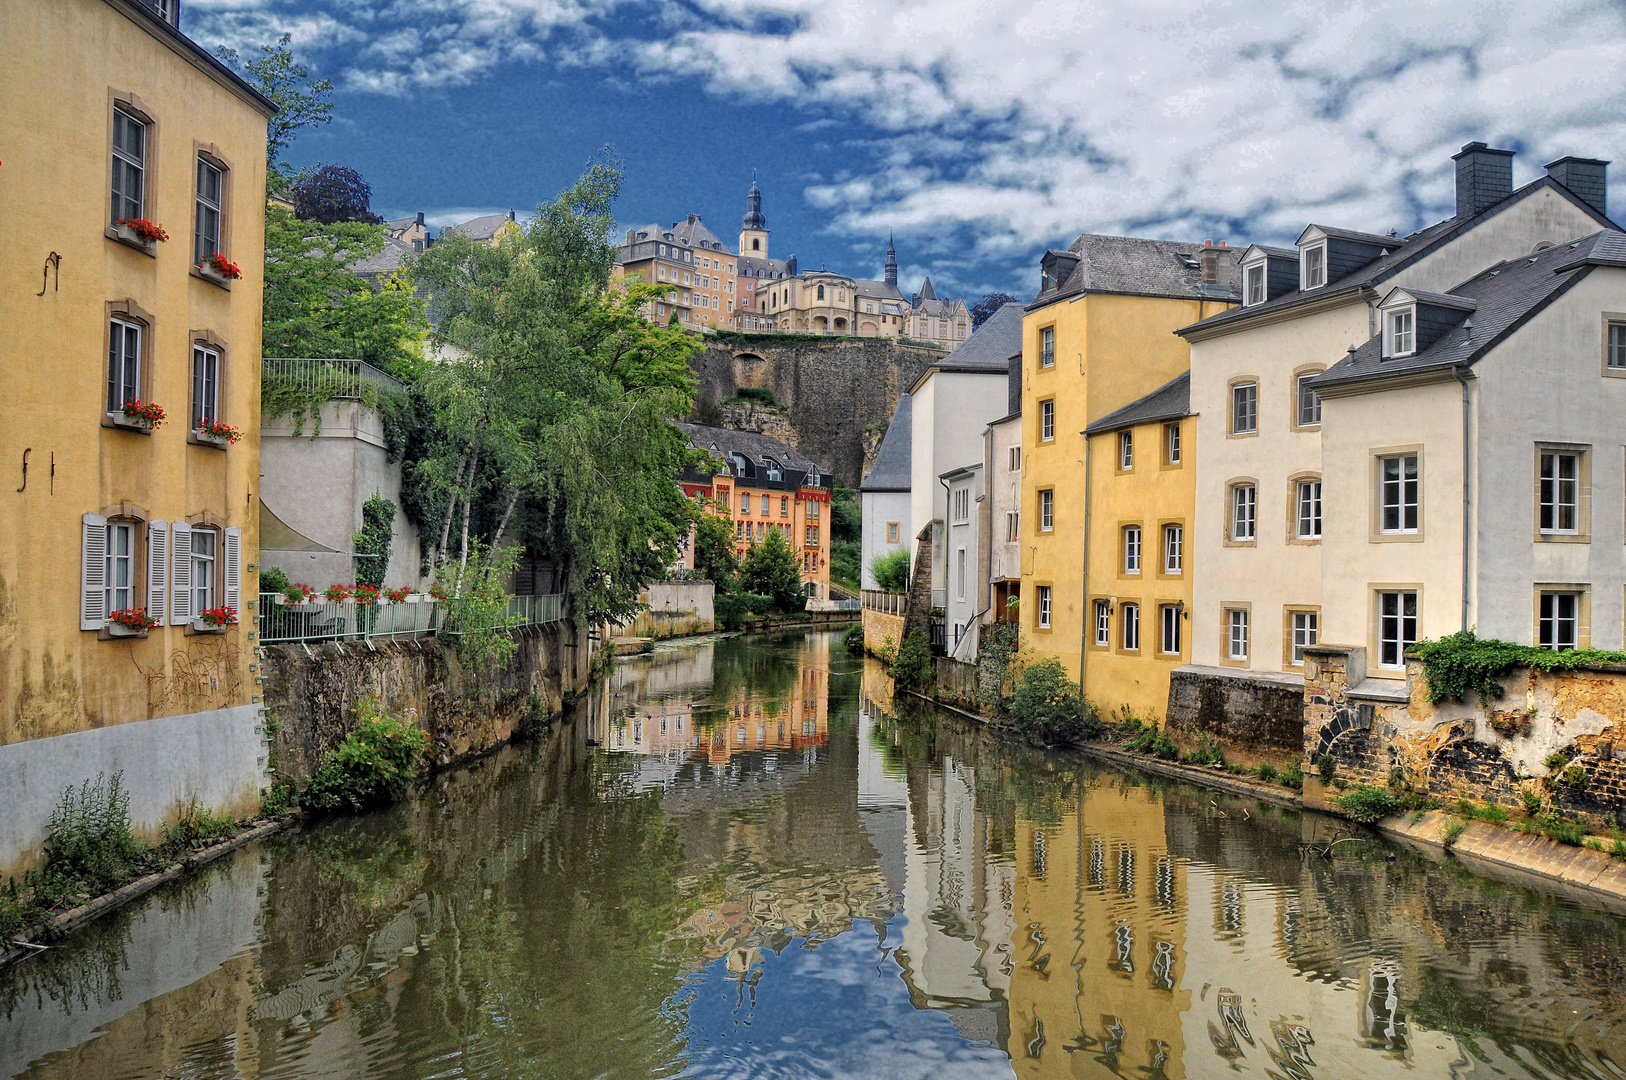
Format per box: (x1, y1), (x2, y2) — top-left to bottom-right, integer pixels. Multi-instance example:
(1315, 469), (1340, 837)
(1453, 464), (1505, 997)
(1080, 373), (1195, 723)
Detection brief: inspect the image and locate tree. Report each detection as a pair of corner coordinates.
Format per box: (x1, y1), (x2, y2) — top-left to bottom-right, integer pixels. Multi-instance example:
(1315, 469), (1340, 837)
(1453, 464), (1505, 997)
(689, 499), (739, 585)
(971, 291), (1020, 328)
(740, 529), (804, 613)
(294, 164), (385, 225)
(1009, 658), (1099, 747)
(353, 492), (395, 588)
(214, 34), (333, 195)
(870, 548), (910, 592)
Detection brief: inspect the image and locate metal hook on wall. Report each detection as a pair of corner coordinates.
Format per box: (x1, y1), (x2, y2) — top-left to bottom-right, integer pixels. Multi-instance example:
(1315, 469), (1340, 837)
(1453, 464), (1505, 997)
(36, 252), (61, 297)
(17, 448), (31, 492)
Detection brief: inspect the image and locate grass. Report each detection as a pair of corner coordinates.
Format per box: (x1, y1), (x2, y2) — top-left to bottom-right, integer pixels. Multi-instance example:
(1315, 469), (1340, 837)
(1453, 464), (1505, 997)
(1333, 785), (1402, 824)
(1440, 820), (1466, 847)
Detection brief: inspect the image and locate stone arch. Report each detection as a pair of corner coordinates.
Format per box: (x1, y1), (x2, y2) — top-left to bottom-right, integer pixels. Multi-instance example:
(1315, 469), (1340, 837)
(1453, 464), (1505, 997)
(833, 317), (848, 334)
(860, 320), (878, 336)
(733, 351), (767, 388)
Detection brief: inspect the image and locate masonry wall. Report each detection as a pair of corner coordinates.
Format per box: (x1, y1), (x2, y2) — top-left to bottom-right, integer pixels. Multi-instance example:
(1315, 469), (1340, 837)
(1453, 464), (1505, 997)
(1164, 665), (1305, 762)
(622, 581), (715, 640)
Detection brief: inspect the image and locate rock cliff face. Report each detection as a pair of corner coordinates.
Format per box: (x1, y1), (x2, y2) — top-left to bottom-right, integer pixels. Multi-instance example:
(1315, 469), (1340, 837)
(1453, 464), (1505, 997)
(690, 338), (942, 487)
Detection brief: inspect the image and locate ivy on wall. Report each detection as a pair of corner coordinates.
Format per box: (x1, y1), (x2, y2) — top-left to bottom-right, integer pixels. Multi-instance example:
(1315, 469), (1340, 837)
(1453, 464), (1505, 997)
(353, 491), (395, 588)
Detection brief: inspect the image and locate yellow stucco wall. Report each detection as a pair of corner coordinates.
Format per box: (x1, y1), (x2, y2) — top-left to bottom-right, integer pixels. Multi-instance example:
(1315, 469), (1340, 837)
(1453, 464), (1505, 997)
(0, 0), (270, 745)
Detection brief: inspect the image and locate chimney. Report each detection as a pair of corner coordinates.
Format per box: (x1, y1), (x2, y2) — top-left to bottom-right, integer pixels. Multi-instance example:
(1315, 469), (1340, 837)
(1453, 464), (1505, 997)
(1200, 240), (1219, 284)
(1545, 156), (1609, 218)
(416, 211), (425, 226)
(626, 228), (636, 245)
(507, 209), (516, 221)
(1453, 141), (1515, 219)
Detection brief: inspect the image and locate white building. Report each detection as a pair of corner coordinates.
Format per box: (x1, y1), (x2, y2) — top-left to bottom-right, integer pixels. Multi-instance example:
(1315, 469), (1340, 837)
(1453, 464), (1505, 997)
(860, 394), (912, 589)
(982, 354), (1023, 630)
(941, 464), (984, 659)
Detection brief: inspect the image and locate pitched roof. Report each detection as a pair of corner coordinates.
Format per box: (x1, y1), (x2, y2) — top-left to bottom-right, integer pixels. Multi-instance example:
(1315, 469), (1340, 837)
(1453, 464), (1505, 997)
(668, 215), (730, 252)
(738, 255), (789, 278)
(1036, 235), (1243, 309)
(447, 213), (516, 240)
(386, 215), (420, 232)
(916, 277), (937, 301)
(854, 279), (907, 302)
(1312, 231), (1619, 392)
(1084, 371), (1191, 435)
(1302, 224), (1397, 247)
(944, 302), (1025, 369)
(350, 236), (413, 280)
(672, 422), (824, 475)
(860, 395), (912, 492)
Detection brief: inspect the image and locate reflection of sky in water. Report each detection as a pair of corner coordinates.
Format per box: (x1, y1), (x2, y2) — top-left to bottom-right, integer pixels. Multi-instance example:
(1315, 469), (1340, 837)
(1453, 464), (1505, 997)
(674, 918), (1012, 1080)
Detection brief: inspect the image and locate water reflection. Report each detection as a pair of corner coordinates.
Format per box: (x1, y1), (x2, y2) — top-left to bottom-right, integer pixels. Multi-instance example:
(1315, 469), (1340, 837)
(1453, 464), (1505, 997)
(3, 630), (1626, 1079)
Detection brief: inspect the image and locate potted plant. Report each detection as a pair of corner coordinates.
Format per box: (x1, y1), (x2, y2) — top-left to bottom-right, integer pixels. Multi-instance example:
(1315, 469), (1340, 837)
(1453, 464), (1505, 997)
(196, 418), (242, 447)
(351, 584), (380, 606)
(108, 607), (159, 638)
(193, 605), (237, 632)
(283, 582), (317, 604)
(116, 399), (166, 431)
(324, 583), (353, 603)
(114, 217), (168, 249)
(384, 586), (412, 604)
(197, 252), (242, 285)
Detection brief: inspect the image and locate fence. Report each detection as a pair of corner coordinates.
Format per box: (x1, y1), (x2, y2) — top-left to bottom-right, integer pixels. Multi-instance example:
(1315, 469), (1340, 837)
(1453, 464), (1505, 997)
(255, 592), (566, 645)
(261, 357), (408, 401)
(861, 590), (906, 615)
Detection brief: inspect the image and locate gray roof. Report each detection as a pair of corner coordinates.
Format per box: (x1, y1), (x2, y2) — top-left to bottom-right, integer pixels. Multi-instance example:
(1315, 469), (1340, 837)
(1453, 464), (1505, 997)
(943, 302), (1024, 369)
(447, 213), (515, 240)
(1394, 288), (1477, 311)
(1084, 371), (1191, 435)
(855, 278), (907, 302)
(668, 215), (730, 252)
(673, 422), (823, 474)
(738, 255), (788, 279)
(1313, 231), (1620, 392)
(1303, 224), (1397, 246)
(861, 395), (912, 492)
(350, 236), (413, 279)
(1036, 235), (1243, 308)
(386, 215), (420, 232)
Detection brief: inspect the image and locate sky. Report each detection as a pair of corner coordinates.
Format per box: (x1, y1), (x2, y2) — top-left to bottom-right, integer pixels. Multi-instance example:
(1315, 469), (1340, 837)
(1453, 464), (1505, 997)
(183, 0), (1626, 301)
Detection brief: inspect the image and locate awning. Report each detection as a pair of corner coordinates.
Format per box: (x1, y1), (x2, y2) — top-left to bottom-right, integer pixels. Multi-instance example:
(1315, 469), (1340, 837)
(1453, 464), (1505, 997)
(260, 500), (338, 552)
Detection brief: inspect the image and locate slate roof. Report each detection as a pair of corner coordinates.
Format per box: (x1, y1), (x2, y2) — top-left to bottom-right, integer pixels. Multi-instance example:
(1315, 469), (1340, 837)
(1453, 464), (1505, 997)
(1312, 230), (1622, 392)
(860, 395), (912, 492)
(386, 215), (420, 233)
(448, 213), (515, 240)
(673, 422), (824, 475)
(1035, 235), (1243, 308)
(350, 237), (413, 281)
(1182, 175), (1619, 339)
(738, 255), (789, 279)
(943, 303), (1024, 369)
(1303, 224), (1397, 246)
(1083, 371), (1191, 435)
(855, 279), (907, 302)
(668, 215), (729, 251)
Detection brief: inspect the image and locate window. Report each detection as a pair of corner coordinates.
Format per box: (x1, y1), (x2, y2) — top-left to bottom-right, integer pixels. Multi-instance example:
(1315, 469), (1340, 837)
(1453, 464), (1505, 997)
(1040, 326), (1055, 368)
(191, 529), (217, 615)
(111, 107), (145, 224)
(196, 158), (223, 264)
(1040, 400), (1055, 441)
(1290, 610), (1318, 665)
(105, 522), (134, 615)
(1389, 308), (1415, 356)
(1296, 373), (1322, 427)
(817, 284), (825, 300)
(956, 548), (966, 600)
(736, 520), (744, 540)
(807, 500), (820, 520)
(1610, 322), (1626, 369)
(1231, 382), (1258, 434)
(781, 496), (789, 517)
(1377, 591), (1417, 668)
(1230, 484), (1256, 541)
(1163, 524), (1183, 574)
(1539, 591), (1580, 650)
(1009, 445), (1021, 471)
(1245, 263), (1265, 306)
(1379, 455), (1419, 533)
(805, 525), (819, 546)
(192, 345), (220, 430)
(1164, 422), (1181, 464)
(1039, 489), (1054, 531)
(1296, 480), (1322, 539)
(1037, 585), (1052, 629)
(1160, 605), (1181, 655)
(1006, 511), (1019, 541)
(760, 494), (769, 516)
(886, 521), (900, 544)
(1094, 600), (1111, 646)
(1119, 431), (1134, 469)
(1539, 451), (1580, 534)
(1302, 244), (1325, 290)
(1227, 609), (1249, 661)
(1121, 603), (1140, 651)
(1123, 525), (1141, 574)
(952, 487), (970, 524)
(107, 317), (142, 413)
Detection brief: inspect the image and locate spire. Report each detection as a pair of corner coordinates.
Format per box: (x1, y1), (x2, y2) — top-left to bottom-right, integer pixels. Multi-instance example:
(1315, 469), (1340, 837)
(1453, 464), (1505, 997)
(742, 178), (766, 231)
(917, 276), (936, 302)
(884, 231), (898, 288)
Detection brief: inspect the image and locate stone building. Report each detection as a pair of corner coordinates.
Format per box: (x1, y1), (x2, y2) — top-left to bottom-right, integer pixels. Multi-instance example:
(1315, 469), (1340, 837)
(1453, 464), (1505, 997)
(903, 278), (971, 350)
(618, 215), (740, 330)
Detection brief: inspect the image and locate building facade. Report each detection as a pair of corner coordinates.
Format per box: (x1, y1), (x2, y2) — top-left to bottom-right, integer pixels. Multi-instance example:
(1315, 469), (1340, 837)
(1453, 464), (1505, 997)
(941, 464), (984, 658)
(860, 395), (912, 589)
(0, 0), (274, 873)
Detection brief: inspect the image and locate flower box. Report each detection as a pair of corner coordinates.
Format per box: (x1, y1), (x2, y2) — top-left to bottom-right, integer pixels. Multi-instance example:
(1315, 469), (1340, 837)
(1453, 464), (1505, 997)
(196, 429), (233, 447)
(198, 253), (242, 283)
(108, 607), (159, 637)
(113, 218), (167, 249)
(196, 261), (233, 286)
(190, 619), (226, 634)
(195, 418), (242, 447)
(110, 412), (153, 431)
(107, 621), (148, 639)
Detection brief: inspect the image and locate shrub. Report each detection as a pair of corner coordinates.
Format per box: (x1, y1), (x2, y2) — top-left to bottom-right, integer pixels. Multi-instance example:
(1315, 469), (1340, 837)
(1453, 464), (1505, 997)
(1008, 658), (1099, 747)
(1544, 752), (1570, 771)
(715, 588), (773, 630)
(1563, 764), (1589, 790)
(1334, 785), (1402, 824)
(1125, 728), (1157, 753)
(843, 624), (865, 652)
(741, 528), (805, 613)
(302, 698), (427, 814)
(1413, 629), (1626, 704)
(1519, 812), (1586, 846)
(1257, 763), (1278, 782)
(162, 801), (237, 849)
(1316, 754), (1337, 784)
(260, 566), (291, 594)
(733, 386), (777, 407)
(889, 629), (935, 689)
(870, 548), (911, 593)
(1440, 820), (1466, 847)
(1279, 762), (1303, 789)
(43, 772), (142, 893)
(1519, 787), (1544, 817)
(1183, 737), (1225, 767)
(1152, 733), (1179, 761)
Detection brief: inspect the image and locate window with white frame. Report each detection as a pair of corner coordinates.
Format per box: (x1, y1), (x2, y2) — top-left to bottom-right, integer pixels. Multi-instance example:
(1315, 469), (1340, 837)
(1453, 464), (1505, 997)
(1387, 307), (1415, 357)
(1119, 430), (1133, 469)
(1163, 523), (1183, 574)
(1231, 484), (1256, 541)
(1609, 322), (1626, 369)
(1006, 511), (1019, 541)
(1539, 451), (1580, 534)
(1301, 243), (1325, 290)
(1227, 608), (1249, 660)
(1121, 603), (1140, 651)
(1296, 479), (1322, 539)
(1164, 422), (1181, 464)
(1123, 525), (1141, 573)
(105, 522), (134, 615)
(1040, 400), (1055, 441)
(952, 486), (970, 523)
(1244, 263), (1265, 306)
(192, 345), (220, 430)
(196, 158), (223, 265)
(1037, 488), (1055, 531)
(111, 107), (146, 224)
(1231, 382), (1257, 434)
(1297, 373), (1322, 426)
(191, 528), (217, 614)
(1041, 326), (1055, 368)
(108, 317), (142, 413)
(1037, 585), (1052, 629)
(1379, 454), (1419, 533)
(780, 496), (789, 517)
(1290, 610), (1318, 665)
(1094, 600), (1111, 646)
(1539, 591), (1580, 651)
(1160, 604), (1181, 655)
(1377, 590), (1417, 668)
(1009, 445), (1021, 471)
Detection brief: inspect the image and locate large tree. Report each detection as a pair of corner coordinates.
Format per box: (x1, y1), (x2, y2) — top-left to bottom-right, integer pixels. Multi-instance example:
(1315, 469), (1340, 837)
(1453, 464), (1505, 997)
(971, 291), (1020, 328)
(214, 34), (333, 195)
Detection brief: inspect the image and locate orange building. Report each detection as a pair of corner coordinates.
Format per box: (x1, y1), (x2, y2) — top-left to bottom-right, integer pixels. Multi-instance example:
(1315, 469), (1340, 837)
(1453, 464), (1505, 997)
(675, 423), (834, 601)
(616, 214), (738, 330)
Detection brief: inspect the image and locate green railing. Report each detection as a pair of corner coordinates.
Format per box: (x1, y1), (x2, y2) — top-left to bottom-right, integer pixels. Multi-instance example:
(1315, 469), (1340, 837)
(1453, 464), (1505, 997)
(255, 592), (566, 645)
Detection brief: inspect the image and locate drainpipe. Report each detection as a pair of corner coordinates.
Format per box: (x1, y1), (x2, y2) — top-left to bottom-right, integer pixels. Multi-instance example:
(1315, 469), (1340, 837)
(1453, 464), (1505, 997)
(1079, 439), (1092, 687)
(1363, 285), (1379, 339)
(1452, 365), (1472, 632)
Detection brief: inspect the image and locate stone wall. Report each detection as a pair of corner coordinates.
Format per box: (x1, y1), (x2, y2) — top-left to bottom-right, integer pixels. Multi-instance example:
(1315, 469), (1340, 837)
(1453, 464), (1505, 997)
(862, 607), (905, 658)
(622, 581), (715, 640)
(1164, 664), (1306, 761)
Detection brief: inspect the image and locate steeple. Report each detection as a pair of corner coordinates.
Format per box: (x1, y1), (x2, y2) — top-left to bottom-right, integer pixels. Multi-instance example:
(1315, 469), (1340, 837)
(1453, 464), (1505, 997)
(884, 232), (898, 288)
(916, 276), (936, 302)
(738, 176), (768, 258)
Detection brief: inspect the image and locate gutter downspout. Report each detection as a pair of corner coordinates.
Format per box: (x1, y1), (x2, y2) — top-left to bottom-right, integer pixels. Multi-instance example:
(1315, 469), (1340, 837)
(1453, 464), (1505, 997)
(1452, 365), (1472, 632)
(1079, 438), (1092, 687)
(1362, 285), (1380, 339)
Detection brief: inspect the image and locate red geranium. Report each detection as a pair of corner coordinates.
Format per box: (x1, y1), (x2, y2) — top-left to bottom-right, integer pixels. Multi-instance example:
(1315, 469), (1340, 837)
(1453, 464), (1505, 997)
(324, 584), (353, 602)
(384, 586), (412, 604)
(110, 607), (160, 630)
(122, 400), (167, 429)
(202, 252), (243, 280)
(197, 418), (243, 444)
(351, 584), (380, 605)
(198, 606), (238, 627)
(283, 583), (317, 603)
(115, 218), (168, 243)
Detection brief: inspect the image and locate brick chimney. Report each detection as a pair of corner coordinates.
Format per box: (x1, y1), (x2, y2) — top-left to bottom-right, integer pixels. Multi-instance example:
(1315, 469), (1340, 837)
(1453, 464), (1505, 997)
(1200, 240), (1219, 284)
(1545, 156), (1609, 218)
(1453, 142), (1515, 219)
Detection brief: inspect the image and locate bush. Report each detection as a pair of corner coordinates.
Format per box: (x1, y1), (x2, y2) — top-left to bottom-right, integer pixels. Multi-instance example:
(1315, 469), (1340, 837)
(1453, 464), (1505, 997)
(733, 386), (777, 407)
(1414, 629), (1626, 705)
(715, 589), (772, 630)
(1009, 659), (1098, 747)
(302, 698), (427, 814)
(870, 548), (911, 593)
(260, 565), (291, 594)
(1333, 785), (1402, 824)
(1279, 762), (1304, 789)
(1152, 733), (1179, 760)
(1125, 728), (1157, 753)
(843, 624), (865, 652)
(740, 528), (805, 613)
(162, 801), (237, 849)
(1316, 754), (1337, 784)
(43, 772), (142, 894)
(890, 628), (935, 689)
(1257, 763), (1278, 782)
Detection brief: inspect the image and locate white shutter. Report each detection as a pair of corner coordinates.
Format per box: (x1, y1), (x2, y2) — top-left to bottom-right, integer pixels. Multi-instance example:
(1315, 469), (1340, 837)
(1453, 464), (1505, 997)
(147, 520), (167, 623)
(81, 513), (108, 630)
(223, 526), (241, 613)
(170, 521), (192, 624)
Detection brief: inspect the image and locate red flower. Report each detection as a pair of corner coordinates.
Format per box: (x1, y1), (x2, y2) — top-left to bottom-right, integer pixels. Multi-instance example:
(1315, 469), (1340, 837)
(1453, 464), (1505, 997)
(115, 218), (168, 243)
(324, 584), (353, 602)
(110, 607), (160, 630)
(197, 417), (243, 444)
(122, 399), (167, 429)
(202, 252), (243, 280)
(384, 586), (412, 604)
(198, 605), (238, 627)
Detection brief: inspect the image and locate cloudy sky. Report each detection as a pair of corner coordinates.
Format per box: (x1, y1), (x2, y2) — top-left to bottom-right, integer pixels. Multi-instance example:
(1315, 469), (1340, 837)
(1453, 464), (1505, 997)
(184, 0), (1626, 299)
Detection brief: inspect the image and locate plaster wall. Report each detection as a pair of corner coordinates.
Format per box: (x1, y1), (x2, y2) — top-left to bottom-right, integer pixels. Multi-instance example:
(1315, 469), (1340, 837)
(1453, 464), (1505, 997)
(861, 490), (910, 589)
(910, 371), (1008, 593)
(1392, 187), (1605, 295)
(944, 469), (984, 659)
(985, 414), (1023, 585)
(623, 581), (715, 639)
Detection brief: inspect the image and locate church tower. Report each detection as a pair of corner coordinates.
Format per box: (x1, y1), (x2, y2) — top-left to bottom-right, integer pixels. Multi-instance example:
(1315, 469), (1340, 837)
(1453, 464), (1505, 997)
(739, 180), (768, 258)
(884, 232), (898, 288)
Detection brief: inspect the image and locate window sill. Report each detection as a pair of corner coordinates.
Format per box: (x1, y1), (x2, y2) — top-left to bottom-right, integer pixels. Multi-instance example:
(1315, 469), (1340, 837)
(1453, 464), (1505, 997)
(98, 625), (149, 640)
(103, 413), (155, 434)
(1226, 430), (1259, 440)
(1536, 532), (1590, 544)
(1222, 538), (1257, 548)
(105, 225), (157, 257)
(188, 431), (231, 451)
(1219, 656), (1250, 668)
(190, 264), (234, 291)
(186, 621), (229, 636)
(1371, 532), (1424, 544)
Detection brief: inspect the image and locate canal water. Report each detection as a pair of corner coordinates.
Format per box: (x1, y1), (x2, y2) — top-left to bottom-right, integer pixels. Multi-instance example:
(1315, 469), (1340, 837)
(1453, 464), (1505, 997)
(3, 630), (1626, 1079)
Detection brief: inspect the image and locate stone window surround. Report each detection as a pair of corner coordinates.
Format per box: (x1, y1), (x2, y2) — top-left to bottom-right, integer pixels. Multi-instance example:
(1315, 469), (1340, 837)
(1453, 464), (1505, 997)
(1158, 601), (1184, 657)
(1227, 376), (1260, 438)
(1533, 582), (1591, 651)
(1223, 477), (1258, 548)
(1286, 471), (1322, 545)
(1089, 597), (1111, 649)
(103, 300), (156, 430)
(1220, 602), (1252, 667)
(1290, 365), (1325, 431)
(1281, 605), (1321, 670)
(1161, 421), (1183, 469)
(1034, 582), (1054, 632)
(1370, 444), (1425, 543)
(1118, 600), (1141, 653)
(1368, 582), (1424, 677)
(1156, 519), (1185, 578)
(1601, 313), (1626, 379)
(106, 90), (159, 253)
(1119, 521), (1143, 578)
(189, 141), (236, 289)
(1532, 442), (1591, 544)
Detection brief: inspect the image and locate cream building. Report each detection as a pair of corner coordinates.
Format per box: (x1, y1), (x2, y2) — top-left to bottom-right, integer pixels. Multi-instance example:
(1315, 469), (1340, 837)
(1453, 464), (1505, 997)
(903, 277), (971, 350)
(618, 214), (738, 330)
(860, 395), (912, 589)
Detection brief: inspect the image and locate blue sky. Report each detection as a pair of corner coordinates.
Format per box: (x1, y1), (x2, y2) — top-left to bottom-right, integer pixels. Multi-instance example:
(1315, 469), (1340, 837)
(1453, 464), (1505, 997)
(184, 0), (1626, 300)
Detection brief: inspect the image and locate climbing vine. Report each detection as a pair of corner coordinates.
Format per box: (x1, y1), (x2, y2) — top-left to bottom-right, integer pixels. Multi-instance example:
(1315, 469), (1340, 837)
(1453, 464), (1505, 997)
(353, 491), (395, 588)
(1413, 630), (1626, 704)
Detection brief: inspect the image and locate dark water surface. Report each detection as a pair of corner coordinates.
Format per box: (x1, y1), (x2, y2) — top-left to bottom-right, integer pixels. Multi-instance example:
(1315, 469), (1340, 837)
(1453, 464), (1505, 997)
(4, 630), (1626, 1079)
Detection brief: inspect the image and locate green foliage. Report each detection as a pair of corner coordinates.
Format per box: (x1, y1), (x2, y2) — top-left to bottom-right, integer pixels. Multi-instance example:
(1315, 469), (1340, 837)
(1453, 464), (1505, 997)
(1008, 658), (1099, 747)
(1520, 786), (1544, 817)
(1182, 736), (1226, 767)
(1517, 812), (1587, 846)
(1152, 733), (1179, 760)
(843, 624), (866, 652)
(1333, 785), (1402, 824)
(437, 543), (523, 673)
(1256, 762), (1278, 782)
(1458, 799), (1508, 825)
(212, 34), (332, 195)
(1124, 728), (1157, 752)
(1413, 629), (1626, 705)
(260, 565), (291, 594)
(302, 697), (428, 814)
(261, 782), (295, 817)
(714, 590), (772, 630)
(1563, 763), (1589, 790)
(162, 801), (237, 849)
(1316, 754), (1337, 784)
(740, 528), (805, 613)
(870, 548), (911, 592)
(1440, 819), (1466, 847)
(829, 487), (861, 593)
(889, 629), (935, 689)
(353, 491), (396, 589)
(1543, 752), (1570, 771)
(976, 622), (1021, 711)
(43, 772), (141, 894)
(732, 387), (778, 406)
(1279, 762), (1304, 789)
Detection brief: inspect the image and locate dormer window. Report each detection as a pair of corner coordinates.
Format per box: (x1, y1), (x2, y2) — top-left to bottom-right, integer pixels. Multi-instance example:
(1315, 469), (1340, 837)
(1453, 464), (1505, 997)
(1386, 307), (1416, 357)
(1301, 243), (1326, 290)
(1244, 263), (1266, 306)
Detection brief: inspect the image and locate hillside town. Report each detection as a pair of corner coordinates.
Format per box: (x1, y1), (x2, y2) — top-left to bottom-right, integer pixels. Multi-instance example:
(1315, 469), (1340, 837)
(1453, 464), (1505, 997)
(4, 1), (1626, 1078)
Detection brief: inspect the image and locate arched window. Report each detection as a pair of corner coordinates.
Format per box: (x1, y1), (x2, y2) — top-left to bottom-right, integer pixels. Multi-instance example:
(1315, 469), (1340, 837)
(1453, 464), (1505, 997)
(752, 238), (761, 250)
(817, 284), (825, 300)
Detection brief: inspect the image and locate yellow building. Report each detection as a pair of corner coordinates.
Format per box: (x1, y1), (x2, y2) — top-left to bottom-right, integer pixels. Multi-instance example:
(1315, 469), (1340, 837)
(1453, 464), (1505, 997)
(0, 0), (273, 873)
(1079, 373), (1195, 721)
(1020, 238), (1237, 695)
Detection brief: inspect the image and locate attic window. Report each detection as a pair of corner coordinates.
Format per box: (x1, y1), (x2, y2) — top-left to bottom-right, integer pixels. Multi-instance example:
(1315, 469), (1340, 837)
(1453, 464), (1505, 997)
(1301, 244), (1326, 290)
(1244, 263), (1266, 306)
(1384, 307), (1416, 358)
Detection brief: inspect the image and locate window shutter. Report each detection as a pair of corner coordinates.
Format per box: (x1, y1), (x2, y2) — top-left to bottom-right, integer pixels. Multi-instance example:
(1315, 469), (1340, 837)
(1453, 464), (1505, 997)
(147, 519), (167, 623)
(223, 526), (241, 613)
(81, 512), (108, 630)
(170, 521), (193, 624)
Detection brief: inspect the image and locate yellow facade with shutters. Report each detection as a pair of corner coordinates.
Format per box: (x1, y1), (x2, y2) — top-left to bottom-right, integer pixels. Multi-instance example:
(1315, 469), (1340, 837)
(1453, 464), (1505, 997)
(0, 0), (272, 865)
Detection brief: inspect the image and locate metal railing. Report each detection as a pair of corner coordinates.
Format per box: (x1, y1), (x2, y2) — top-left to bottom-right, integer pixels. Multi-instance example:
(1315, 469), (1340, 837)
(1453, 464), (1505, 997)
(262, 358), (408, 400)
(256, 592), (566, 645)
(861, 590), (906, 616)
(828, 598), (861, 612)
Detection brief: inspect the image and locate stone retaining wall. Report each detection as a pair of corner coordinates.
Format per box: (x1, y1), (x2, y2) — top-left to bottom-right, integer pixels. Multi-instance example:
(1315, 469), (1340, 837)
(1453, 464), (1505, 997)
(1164, 664), (1305, 761)
(863, 608), (905, 658)
(622, 581), (715, 640)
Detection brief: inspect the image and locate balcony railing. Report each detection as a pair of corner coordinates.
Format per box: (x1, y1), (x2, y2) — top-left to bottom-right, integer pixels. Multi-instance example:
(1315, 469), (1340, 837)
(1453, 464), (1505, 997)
(262, 357), (408, 401)
(256, 592), (566, 645)
(861, 590), (906, 616)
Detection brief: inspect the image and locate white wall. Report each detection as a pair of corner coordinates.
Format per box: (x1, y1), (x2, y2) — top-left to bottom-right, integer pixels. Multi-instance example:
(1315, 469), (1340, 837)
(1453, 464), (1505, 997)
(861, 490), (910, 589)
(910, 370), (1011, 592)
(986, 415), (1023, 584)
(945, 469), (984, 658)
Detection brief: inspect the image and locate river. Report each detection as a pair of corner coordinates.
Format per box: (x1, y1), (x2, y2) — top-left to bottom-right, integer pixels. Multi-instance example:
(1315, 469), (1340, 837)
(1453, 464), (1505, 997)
(3, 629), (1625, 1079)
